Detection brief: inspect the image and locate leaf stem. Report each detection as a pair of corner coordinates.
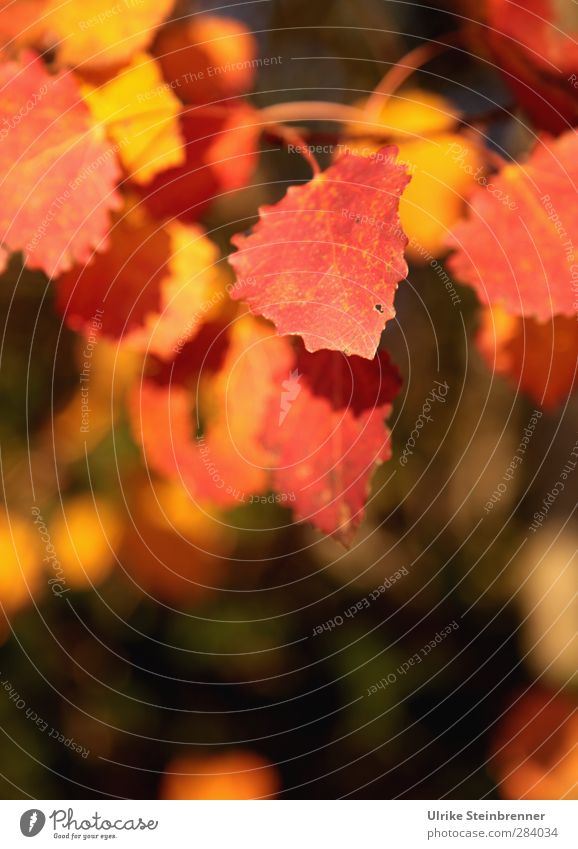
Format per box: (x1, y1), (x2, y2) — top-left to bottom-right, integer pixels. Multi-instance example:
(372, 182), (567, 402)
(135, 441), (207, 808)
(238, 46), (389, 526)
(259, 101), (367, 125)
(365, 33), (459, 117)
(264, 120), (321, 175)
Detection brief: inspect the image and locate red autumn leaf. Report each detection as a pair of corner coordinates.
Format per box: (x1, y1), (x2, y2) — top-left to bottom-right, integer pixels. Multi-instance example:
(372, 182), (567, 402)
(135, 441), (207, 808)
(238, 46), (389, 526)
(228, 148), (410, 360)
(140, 102), (259, 222)
(484, 0), (578, 133)
(147, 318), (232, 386)
(477, 305), (578, 409)
(129, 317), (293, 506)
(55, 202), (224, 359)
(264, 344), (401, 545)
(0, 53), (121, 277)
(446, 131), (578, 320)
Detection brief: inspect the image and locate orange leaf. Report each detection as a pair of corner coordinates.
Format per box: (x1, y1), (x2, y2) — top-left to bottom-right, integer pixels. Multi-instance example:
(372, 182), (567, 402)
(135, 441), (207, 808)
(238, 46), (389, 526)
(0, 1), (46, 51)
(130, 317), (293, 505)
(154, 14), (258, 105)
(477, 305), (578, 409)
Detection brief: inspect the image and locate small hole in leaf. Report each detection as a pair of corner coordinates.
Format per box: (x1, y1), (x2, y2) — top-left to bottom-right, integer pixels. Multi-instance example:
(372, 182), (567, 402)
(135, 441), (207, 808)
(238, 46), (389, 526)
(374, 304), (384, 313)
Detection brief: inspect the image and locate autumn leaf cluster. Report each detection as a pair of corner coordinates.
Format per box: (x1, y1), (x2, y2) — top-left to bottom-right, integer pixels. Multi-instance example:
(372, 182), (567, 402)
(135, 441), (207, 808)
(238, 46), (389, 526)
(0, 0), (577, 546)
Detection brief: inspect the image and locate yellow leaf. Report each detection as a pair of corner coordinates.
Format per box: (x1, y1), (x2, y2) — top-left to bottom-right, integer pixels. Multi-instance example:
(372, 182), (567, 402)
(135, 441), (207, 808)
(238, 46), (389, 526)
(128, 217), (226, 355)
(46, 0), (175, 68)
(344, 89), (484, 259)
(56, 198), (227, 359)
(82, 52), (184, 183)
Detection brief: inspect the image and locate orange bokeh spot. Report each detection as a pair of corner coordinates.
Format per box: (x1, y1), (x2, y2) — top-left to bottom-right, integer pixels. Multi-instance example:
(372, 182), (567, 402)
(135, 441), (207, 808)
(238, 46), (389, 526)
(161, 751), (280, 799)
(154, 15), (258, 105)
(49, 495), (123, 589)
(492, 690), (578, 800)
(118, 479), (235, 604)
(477, 306), (578, 409)
(0, 512), (43, 616)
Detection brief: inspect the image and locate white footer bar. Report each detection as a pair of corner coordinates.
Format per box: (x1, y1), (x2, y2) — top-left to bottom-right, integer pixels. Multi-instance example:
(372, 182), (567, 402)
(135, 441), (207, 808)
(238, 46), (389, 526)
(2, 800), (576, 848)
